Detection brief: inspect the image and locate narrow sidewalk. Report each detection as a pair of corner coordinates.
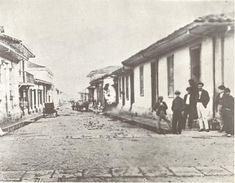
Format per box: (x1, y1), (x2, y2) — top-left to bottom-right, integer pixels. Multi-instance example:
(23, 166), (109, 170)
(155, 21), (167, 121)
(104, 111), (171, 133)
(104, 111), (231, 138)
(0, 113), (43, 135)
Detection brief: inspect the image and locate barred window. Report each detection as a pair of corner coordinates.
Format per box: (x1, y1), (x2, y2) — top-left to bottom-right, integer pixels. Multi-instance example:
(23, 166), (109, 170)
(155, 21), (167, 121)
(139, 65), (144, 96)
(119, 78), (121, 99)
(126, 76), (129, 100)
(167, 55), (174, 97)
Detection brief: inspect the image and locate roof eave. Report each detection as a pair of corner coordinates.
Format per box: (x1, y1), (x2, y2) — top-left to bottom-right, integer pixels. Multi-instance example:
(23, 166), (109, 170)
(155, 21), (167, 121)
(123, 22), (234, 67)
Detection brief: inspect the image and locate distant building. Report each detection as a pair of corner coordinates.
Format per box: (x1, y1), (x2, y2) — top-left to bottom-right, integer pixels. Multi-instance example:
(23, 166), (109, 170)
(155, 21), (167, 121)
(87, 66), (121, 110)
(53, 88), (68, 107)
(27, 61), (54, 112)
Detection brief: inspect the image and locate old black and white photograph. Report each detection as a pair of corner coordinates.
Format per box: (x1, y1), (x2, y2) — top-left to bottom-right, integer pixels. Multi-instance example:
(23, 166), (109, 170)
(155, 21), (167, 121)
(0, 0), (234, 182)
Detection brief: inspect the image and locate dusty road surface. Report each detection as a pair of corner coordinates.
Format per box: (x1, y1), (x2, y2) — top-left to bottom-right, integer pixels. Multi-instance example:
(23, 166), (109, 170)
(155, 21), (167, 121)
(0, 104), (234, 182)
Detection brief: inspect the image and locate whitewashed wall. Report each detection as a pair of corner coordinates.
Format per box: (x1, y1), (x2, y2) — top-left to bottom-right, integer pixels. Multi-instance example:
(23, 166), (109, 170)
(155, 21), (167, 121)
(144, 38), (214, 117)
(0, 58), (21, 121)
(116, 32), (233, 118)
(200, 37), (214, 118)
(158, 56), (171, 114)
(224, 32), (234, 95)
(131, 62), (152, 114)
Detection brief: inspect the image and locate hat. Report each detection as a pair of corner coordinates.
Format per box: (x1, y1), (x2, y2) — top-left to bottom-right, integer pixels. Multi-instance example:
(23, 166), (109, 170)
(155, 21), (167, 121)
(225, 88), (231, 93)
(174, 90), (181, 95)
(158, 96), (163, 100)
(218, 85), (226, 90)
(197, 82), (204, 86)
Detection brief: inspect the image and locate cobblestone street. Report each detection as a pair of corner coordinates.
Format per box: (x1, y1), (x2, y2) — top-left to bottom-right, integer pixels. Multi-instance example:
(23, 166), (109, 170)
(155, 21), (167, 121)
(0, 104), (234, 182)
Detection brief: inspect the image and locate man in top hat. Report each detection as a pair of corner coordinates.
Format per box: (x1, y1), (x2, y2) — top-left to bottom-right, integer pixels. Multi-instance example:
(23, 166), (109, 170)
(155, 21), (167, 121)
(215, 85), (226, 132)
(196, 82), (210, 132)
(171, 90), (184, 134)
(187, 79), (198, 126)
(221, 88), (234, 137)
(183, 87), (194, 129)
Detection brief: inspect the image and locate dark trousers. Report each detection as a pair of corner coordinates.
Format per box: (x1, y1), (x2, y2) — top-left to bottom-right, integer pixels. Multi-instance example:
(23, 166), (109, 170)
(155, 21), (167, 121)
(183, 105), (194, 129)
(222, 109), (234, 135)
(172, 111), (183, 134)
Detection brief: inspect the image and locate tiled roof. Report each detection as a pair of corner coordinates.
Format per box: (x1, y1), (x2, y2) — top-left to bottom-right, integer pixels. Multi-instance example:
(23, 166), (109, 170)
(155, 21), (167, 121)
(122, 12), (234, 66)
(87, 65), (121, 78)
(194, 13), (233, 23)
(0, 34), (35, 59)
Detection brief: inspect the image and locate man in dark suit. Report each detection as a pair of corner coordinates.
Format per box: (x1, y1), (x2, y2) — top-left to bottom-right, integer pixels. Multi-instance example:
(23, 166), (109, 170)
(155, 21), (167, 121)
(221, 88), (234, 137)
(196, 82), (210, 132)
(172, 91), (184, 134)
(187, 79), (198, 126)
(183, 87), (194, 129)
(214, 85), (226, 132)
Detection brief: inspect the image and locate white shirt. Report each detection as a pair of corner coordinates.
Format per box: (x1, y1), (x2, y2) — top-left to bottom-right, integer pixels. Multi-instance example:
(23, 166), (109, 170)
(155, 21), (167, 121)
(186, 94), (190, 104)
(219, 92), (224, 98)
(198, 91), (202, 99)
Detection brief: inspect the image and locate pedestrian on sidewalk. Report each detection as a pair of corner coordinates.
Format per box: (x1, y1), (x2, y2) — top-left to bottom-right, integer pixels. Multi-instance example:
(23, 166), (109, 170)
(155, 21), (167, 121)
(171, 91), (184, 134)
(187, 79), (198, 128)
(221, 88), (234, 137)
(154, 96), (171, 133)
(214, 85), (226, 132)
(196, 82), (210, 132)
(183, 87), (194, 129)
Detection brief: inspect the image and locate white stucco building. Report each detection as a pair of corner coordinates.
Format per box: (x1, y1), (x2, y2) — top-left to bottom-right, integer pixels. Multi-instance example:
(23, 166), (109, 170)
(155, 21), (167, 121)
(0, 31), (35, 122)
(26, 61), (54, 112)
(116, 13), (234, 120)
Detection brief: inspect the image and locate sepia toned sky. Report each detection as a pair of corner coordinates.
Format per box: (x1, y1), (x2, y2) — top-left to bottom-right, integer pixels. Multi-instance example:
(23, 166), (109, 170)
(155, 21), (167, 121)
(0, 0), (233, 97)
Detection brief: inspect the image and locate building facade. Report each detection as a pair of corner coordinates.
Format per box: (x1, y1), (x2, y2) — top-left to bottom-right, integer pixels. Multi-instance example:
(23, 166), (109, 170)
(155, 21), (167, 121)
(87, 66), (121, 110)
(0, 32), (35, 122)
(27, 61), (54, 113)
(117, 13), (234, 120)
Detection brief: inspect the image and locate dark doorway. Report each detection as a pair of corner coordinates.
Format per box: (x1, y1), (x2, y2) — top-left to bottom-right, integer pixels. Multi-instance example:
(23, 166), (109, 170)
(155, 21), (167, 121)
(130, 70), (135, 105)
(190, 45), (201, 83)
(122, 76), (125, 106)
(151, 62), (156, 110)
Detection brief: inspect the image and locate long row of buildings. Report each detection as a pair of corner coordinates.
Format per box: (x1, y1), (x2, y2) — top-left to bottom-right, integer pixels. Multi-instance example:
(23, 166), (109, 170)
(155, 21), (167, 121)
(0, 27), (65, 123)
(87, 13), (234, 120)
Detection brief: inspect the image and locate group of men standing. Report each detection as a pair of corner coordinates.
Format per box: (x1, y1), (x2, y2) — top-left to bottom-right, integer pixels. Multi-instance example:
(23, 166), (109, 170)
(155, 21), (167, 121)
(154, 79), (234, 136)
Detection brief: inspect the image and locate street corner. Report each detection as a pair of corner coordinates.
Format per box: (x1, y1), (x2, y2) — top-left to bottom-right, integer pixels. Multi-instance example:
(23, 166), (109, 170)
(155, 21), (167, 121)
(83, 168), (112, 178)
(0, 171), (26, 181)
(111, 167), (143, 177)
(21, 170), (56, 182)
(168, 166), (204, 177)
(140, 166), (174, 177)
(195, 166), (234, 176)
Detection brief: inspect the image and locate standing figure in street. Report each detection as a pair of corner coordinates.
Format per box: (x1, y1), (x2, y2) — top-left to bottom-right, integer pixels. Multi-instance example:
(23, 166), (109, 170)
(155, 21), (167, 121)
(196, 82), (210, 132)
(188, 79), (197, 96)
(154, 96), (171, 133)
(215, 85), (226, 132)
(221, 88), (234, 137)
(187, 79), (198, 127)
(171, 91), (184, 134)
(183, 87), (194, 129)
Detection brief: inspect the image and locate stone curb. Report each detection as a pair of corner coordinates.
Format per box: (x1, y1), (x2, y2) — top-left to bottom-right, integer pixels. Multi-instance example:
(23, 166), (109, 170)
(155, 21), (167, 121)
(1, 114), (43, 135)
(0, 166), (233, 181)
(104, 112), (171, 134)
